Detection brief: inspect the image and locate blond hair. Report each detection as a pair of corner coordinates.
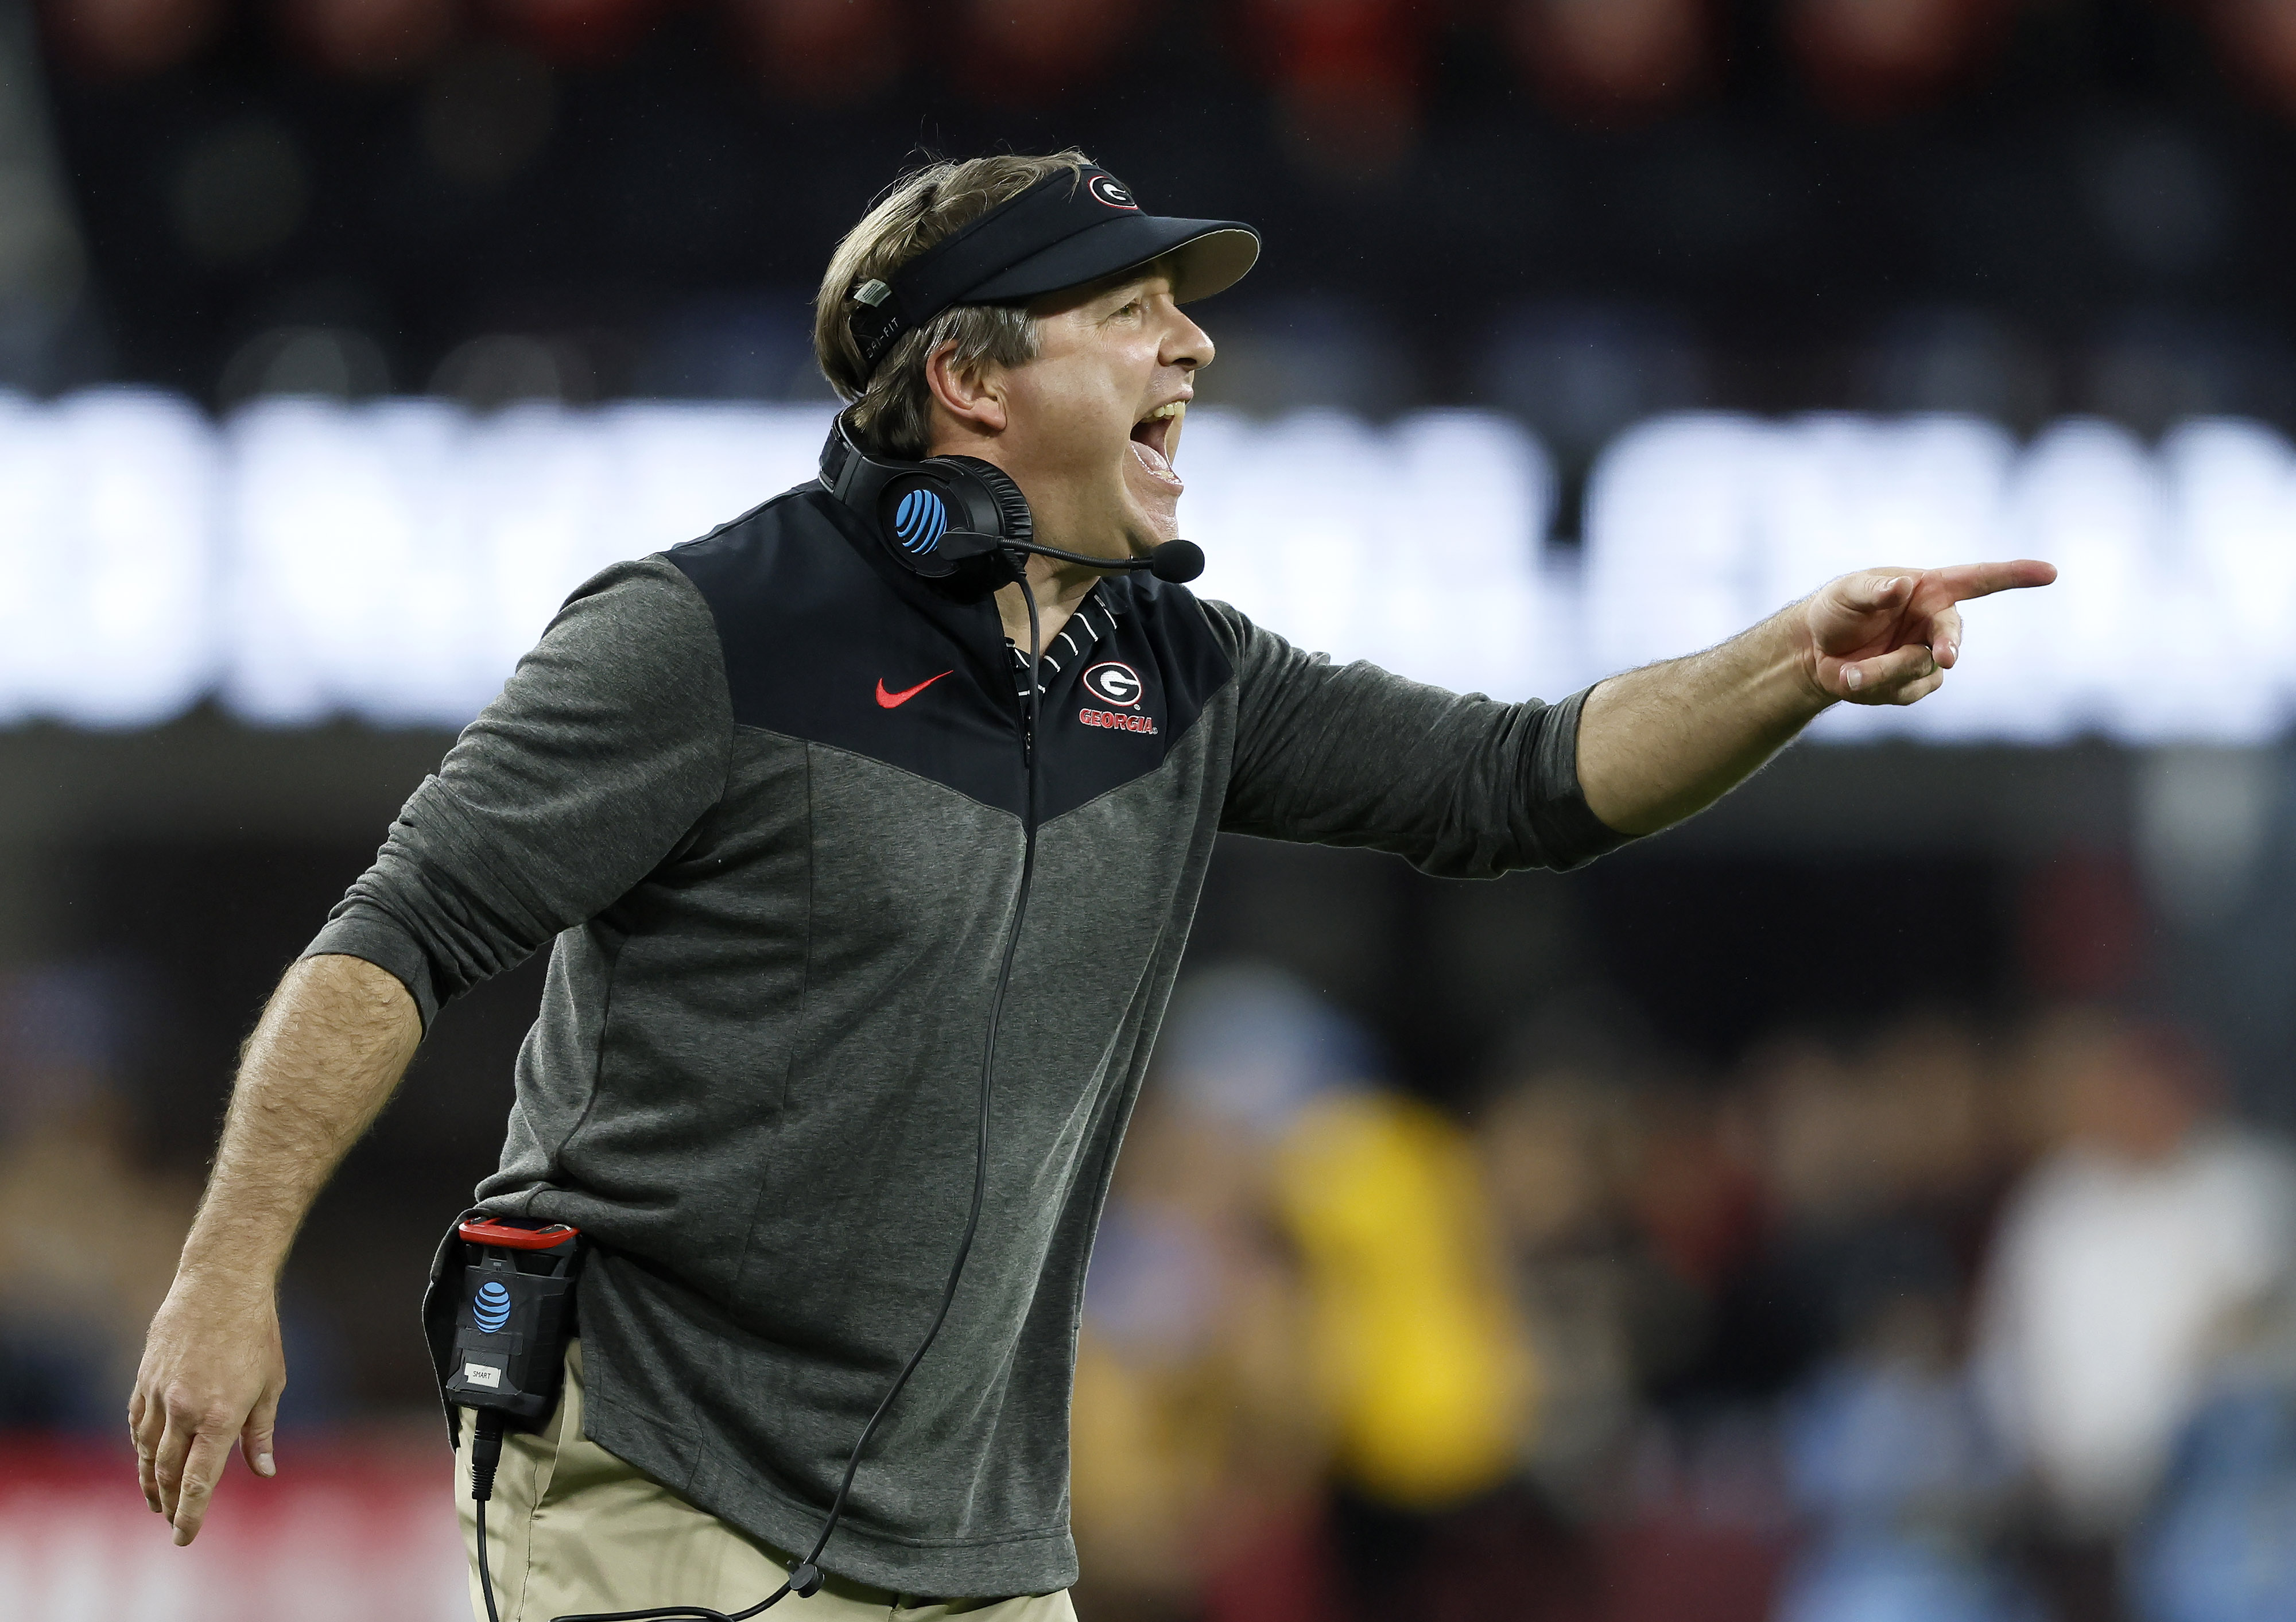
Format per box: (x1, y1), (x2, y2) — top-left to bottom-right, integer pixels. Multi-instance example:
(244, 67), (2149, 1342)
(815, 150), (1093, 460)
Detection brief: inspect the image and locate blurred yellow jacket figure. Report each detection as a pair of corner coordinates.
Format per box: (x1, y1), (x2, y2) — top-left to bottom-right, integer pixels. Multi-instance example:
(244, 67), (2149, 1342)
(1275, 1091), (1537, 1508)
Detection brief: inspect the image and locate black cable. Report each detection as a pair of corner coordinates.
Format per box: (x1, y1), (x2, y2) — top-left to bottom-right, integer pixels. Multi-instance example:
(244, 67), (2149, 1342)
(549, 576), (1046, 1622)
(471, 1411), (506, 1622)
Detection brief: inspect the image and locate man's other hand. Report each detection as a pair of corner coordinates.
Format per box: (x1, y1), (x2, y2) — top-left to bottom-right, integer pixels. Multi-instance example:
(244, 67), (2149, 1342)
(129, 1274), (286, 1545)
(1799, 560), (2058, 706)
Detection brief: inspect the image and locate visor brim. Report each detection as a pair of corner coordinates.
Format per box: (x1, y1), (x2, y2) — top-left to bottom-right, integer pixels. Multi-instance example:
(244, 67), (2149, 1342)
(964, 216), (1261, 308)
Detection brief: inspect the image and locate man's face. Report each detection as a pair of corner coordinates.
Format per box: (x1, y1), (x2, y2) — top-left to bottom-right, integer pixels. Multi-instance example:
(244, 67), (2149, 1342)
(938, 271), (1213, 560)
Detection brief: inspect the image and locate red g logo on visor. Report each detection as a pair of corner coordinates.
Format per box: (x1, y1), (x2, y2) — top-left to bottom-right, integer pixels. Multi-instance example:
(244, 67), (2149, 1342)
(1083, 662), (1143, 706)
(1088, 174), (1139, 211)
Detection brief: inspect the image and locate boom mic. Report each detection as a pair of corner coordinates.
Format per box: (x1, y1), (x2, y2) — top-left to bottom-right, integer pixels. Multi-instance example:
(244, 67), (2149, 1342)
(1142, 540), (1205, 583)
(941, 534), (1207, 585)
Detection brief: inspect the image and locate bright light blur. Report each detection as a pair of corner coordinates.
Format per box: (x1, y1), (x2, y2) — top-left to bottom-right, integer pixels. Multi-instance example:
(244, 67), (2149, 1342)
(6, 392), (2295, 742)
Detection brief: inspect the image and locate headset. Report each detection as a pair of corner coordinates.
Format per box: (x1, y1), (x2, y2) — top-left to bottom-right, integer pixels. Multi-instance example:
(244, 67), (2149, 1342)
(817, 413), (1205, 591)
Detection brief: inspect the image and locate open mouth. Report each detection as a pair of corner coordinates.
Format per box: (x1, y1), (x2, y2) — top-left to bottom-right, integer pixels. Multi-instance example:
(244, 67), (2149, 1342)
(1129, 400), (1185, 487)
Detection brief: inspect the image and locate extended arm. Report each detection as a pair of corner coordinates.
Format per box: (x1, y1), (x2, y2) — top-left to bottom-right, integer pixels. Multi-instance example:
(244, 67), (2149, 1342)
(130, 953), (421, 1544)
(1577, 561), (2056, 837)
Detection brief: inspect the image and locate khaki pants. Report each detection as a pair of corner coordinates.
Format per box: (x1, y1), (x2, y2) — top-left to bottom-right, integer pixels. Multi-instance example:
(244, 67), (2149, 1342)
(456, 1341), (1077, 1622)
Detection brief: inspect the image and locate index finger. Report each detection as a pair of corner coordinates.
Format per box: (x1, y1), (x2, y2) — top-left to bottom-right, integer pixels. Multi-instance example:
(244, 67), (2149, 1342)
(1928, 559), (2057, 602)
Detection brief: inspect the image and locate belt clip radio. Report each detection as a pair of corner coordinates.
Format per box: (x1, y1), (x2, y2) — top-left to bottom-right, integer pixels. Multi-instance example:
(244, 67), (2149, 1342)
(445, 1212), (583, 1427)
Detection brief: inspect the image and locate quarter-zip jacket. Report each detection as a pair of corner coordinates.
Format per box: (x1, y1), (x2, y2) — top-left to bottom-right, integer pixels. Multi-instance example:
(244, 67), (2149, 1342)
(308, 484), (1626, 1597)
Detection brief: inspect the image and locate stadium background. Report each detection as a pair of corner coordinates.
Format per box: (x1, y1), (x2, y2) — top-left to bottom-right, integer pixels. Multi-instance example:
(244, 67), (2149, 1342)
(7, 1), (2296, 1617)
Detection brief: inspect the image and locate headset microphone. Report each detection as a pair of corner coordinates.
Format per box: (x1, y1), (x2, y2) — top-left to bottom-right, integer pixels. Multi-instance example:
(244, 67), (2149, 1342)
(938, 530), (1205, 584)
(1144, 538), (1207, 583)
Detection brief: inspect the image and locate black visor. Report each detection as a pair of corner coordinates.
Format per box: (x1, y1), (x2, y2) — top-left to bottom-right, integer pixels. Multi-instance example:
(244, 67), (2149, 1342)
(848, 167), (1259, 376)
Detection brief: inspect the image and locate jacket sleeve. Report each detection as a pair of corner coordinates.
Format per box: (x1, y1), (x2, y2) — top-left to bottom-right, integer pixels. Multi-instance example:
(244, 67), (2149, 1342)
(1205, 599), (1628, 878)
(301, 557), (732, 1029)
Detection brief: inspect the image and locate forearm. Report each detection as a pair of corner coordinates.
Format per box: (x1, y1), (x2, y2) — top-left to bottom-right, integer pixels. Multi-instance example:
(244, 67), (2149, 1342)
(1576, 603), (1830, 837)
(176, 953), (422, 1287)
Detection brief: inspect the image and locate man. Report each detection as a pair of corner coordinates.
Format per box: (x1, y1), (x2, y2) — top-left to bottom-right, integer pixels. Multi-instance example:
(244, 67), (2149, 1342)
(130, 150), (2051, 1620)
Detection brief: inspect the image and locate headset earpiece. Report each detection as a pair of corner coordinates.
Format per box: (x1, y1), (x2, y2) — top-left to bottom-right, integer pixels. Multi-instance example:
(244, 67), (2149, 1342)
(820, 417), (1029, 593)
(936, 456), (1033, 549)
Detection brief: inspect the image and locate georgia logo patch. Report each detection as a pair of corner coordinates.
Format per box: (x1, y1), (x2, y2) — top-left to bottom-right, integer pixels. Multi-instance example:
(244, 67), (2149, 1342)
(1082, 662), (1143, 707)
(1088, 174), (1139, 211)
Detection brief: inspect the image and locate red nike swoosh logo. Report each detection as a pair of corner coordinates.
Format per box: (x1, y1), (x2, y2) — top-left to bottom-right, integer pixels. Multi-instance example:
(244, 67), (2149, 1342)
(875, 670), (955, 709)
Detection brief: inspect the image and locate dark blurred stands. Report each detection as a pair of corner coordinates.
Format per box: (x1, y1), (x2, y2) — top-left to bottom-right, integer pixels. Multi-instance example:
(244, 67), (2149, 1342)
(7, 0), (2296, 461)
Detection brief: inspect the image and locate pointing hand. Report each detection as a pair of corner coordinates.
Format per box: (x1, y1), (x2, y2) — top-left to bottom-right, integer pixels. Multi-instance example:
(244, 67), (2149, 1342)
(1799, 560), (2057, 707)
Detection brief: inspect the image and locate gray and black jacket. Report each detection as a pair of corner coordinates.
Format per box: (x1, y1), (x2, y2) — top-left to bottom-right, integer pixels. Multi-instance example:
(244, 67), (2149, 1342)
(309, 483), (1626, 1597)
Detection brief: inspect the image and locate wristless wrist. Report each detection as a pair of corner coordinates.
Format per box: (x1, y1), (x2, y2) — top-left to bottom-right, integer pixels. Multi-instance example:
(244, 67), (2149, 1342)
(174, 1223), (292, 1297)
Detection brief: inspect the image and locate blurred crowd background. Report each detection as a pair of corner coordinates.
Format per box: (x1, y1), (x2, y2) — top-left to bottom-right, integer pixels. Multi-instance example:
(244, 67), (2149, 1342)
(10, 0), (2296, 457)
(7, 1), (2296, 1619)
